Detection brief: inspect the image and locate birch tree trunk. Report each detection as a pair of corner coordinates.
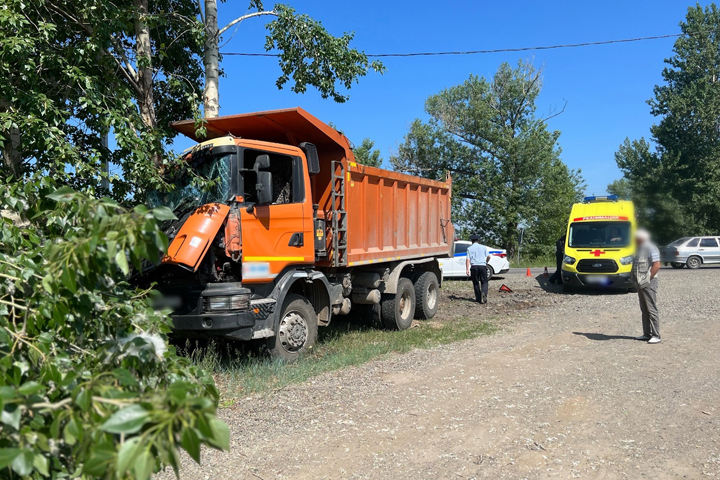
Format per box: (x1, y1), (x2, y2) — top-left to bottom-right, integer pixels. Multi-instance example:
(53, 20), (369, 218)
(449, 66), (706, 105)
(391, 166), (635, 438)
(133, 0), (161, 166)
(203, 0), (220, 118)
(134, 0), (156, 130)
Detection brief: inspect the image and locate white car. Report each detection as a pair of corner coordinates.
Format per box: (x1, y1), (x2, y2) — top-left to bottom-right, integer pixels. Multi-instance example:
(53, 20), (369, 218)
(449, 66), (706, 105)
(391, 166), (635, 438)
(439, 240), (511, 279)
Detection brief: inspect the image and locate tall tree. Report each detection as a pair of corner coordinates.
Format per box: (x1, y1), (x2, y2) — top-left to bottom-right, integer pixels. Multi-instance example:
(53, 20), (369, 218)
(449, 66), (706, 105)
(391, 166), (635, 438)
(616, 4), (720, 242)
(0, 0), (204, 200)
(353, 138), (383, 167)
(200, 1), (384, 117)
(392, 61), (584, 257)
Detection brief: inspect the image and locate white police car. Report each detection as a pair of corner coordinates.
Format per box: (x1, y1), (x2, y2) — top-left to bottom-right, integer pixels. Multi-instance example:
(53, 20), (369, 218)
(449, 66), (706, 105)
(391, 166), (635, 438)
(439, 240), (511, 280)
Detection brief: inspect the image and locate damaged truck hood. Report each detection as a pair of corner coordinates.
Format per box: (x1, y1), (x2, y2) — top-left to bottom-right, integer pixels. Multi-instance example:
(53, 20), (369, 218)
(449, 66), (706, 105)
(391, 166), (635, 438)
(162, 203), (230, 271)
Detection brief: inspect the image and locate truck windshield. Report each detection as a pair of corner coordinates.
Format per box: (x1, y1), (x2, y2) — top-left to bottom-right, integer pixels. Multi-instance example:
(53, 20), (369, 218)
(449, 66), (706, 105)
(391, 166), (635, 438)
(569, 221), (631, 248)
(147, 154), (231, 211)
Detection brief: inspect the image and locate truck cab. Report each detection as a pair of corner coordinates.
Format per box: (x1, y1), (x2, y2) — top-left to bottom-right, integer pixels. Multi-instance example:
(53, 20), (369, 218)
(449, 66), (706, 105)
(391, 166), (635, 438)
(561, 196), (636, 291)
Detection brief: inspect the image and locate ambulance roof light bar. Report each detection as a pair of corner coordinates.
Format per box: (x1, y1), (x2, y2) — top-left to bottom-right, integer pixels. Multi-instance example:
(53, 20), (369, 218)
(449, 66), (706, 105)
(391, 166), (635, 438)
(583, 195), (619, 203)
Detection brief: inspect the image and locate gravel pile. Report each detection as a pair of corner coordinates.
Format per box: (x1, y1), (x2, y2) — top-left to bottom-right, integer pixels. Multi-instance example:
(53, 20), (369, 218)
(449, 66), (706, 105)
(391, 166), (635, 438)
(159, 267), (720, 480)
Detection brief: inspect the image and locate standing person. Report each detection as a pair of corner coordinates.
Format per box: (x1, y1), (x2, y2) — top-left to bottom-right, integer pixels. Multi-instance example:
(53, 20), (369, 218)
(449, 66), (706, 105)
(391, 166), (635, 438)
(632, 229), (662, 344)
(466, 235), (491, 304)
(549, 234), (566, 284)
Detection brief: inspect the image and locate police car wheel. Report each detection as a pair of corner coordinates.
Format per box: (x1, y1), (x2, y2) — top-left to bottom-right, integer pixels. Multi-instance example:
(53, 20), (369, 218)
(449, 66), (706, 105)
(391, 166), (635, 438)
(486, 265), (494, 280)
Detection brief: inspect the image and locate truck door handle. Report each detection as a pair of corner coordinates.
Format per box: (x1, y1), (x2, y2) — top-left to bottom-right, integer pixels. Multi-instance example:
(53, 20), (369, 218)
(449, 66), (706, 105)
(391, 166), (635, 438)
(288, 233), (304, 247)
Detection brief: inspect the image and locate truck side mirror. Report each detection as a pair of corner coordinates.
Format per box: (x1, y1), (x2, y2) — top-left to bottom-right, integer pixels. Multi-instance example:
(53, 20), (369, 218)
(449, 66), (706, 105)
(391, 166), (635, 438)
(256, 171), (273, 205)
(253, 154), (270, 172)
(299, 142), (320, 176)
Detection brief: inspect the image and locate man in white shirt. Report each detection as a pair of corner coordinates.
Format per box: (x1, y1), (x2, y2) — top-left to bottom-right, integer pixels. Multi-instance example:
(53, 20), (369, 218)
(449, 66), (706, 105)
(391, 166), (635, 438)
(465, 235), (491, 304)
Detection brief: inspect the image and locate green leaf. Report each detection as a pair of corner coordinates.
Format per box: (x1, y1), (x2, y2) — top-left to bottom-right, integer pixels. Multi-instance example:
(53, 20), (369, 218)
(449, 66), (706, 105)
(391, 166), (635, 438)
(33, 453), (49, 476)
(11, 449), (33, 477)
(18, 381), (43, 396)
(181, 428), (201, 463)
(116, 437), (141, 475)
(46, 186), (77, 202)
(0, 449), (21, 470)
(112, 368), (139, 387)
(75, 388), (92, 411)
(100, 404), (149, 434)
(209, 417), (230, 450)
(115, 250), (129, 275)
(60, 267), (77, 293)
(133, 449), (155, 480)
(152, 207), (176, 221)
(1, 407), (21, 430)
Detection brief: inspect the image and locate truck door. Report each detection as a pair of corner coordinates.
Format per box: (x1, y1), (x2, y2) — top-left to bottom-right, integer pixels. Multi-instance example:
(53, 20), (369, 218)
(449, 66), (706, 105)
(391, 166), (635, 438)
(240, 149), (314, 283)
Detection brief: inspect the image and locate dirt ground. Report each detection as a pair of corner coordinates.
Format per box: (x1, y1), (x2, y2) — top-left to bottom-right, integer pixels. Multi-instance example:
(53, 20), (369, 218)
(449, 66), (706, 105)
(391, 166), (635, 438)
(164, 268), (720, 479)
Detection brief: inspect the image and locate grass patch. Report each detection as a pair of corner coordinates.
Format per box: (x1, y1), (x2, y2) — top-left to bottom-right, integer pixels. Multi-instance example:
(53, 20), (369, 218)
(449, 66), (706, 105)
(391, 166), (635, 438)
(182, 315), (496, 401)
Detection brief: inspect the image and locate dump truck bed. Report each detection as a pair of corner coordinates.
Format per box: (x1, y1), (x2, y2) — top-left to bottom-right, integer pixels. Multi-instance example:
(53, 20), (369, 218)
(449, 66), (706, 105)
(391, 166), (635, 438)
(340, 162), (452, 267)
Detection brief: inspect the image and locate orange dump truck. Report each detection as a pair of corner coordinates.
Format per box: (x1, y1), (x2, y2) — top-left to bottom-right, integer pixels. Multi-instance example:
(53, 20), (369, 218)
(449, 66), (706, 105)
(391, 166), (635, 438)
(140, 108), (453, 360)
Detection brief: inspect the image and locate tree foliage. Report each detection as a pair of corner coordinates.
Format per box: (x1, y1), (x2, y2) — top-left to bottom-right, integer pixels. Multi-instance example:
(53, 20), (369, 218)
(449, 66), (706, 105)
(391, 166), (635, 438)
(392, 62), (584, 257)
(352, 138), (383, 167)
(615, 4), (720, 242)
(202, 1), (385, 117)
(0, 179), (228, 479)
(0, 0), (204, 201)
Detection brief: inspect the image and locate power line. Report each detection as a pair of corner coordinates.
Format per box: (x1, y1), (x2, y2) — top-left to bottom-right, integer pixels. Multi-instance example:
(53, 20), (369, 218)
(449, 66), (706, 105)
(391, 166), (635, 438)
(221, 33), (683, 58)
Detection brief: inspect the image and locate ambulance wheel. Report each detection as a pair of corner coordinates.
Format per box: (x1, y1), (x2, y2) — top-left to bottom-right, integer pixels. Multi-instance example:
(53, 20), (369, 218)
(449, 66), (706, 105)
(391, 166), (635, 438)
(687, 256), (702, 269)
(414, 271), (439, 320)
(266, 294), (317, 362)
(381, 278), (416, 330)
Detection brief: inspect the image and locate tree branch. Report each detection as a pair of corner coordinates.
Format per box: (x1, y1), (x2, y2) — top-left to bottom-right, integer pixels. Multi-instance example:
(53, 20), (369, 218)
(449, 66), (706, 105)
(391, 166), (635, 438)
(218, 10), (276, 36)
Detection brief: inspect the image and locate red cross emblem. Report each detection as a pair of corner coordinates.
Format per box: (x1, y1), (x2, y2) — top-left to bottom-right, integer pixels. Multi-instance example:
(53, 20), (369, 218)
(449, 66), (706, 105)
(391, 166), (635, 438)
(590, 249), (605, 257)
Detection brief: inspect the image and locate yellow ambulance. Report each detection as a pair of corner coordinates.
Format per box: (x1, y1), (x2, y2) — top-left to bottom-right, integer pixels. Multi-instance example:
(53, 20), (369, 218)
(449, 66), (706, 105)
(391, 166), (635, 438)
(561, 196), (636, 291)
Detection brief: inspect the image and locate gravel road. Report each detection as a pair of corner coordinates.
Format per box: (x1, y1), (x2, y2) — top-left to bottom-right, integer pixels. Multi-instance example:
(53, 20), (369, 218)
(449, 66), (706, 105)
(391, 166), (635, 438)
(164, 267), (720, 479)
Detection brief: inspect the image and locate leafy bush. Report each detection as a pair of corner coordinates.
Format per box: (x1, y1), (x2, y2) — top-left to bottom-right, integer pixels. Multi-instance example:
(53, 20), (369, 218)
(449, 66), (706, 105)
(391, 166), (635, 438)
(0, 179), (228, 479)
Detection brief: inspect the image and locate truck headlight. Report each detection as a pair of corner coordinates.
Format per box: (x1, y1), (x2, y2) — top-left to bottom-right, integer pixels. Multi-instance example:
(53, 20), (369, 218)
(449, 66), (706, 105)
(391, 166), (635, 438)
(619, 255), (634, 265)
(563, 255), (576, 265)
(206, 294), (250, 312)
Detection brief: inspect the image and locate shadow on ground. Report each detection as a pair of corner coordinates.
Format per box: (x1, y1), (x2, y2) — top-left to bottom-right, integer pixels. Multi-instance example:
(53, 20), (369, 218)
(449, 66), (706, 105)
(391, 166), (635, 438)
(573, 332), (639, 341)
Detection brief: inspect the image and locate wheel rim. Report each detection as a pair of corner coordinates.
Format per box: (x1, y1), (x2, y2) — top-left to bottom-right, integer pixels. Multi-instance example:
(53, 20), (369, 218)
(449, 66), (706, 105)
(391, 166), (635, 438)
(426, 283), (438, 310)
(689, 258), (700, 268)
(278, 310), (308, 353)
(398, 289), (413, 320)
(486, 266), (493, 278)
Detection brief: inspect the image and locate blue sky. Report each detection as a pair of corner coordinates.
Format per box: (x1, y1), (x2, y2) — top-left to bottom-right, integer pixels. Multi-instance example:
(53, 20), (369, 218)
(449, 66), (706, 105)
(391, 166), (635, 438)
(172, 0), (712, 195)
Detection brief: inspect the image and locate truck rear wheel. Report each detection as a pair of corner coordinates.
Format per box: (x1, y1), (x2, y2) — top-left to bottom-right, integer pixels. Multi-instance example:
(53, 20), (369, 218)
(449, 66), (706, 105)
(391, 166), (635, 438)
(381, 277), (416, 330)
(414, 271), (439, 320)
(266, 294), (318, 362)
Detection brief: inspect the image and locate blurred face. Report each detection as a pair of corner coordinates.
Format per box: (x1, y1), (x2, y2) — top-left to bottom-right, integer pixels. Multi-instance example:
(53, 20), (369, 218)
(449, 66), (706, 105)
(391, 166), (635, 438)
(635, 235), (646, 247)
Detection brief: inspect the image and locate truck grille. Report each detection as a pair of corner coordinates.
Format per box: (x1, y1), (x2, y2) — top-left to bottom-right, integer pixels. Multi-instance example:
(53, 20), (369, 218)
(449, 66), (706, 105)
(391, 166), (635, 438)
(577, 259), (618, 273)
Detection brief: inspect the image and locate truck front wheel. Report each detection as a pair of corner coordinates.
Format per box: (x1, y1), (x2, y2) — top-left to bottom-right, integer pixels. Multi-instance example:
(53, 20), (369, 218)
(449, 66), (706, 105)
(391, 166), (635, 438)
(267, 294), (318, 362)
(414, 271), (439, 320)
(381, 277), (416, 330)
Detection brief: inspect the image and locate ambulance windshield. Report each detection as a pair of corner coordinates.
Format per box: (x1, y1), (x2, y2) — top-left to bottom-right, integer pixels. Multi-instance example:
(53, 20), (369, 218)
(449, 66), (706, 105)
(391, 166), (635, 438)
(569, 221), (631, 248)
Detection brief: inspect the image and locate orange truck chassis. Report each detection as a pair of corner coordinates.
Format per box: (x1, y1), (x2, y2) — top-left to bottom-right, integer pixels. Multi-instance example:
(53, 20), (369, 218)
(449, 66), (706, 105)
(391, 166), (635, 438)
(138, 108), (453, 361)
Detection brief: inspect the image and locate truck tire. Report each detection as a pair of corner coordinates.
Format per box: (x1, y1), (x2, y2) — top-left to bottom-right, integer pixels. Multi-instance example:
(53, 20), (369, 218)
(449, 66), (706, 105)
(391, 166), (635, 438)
(381, 277), (416, 330)
(414, 271), (439, 320)
(266, 294), (318, 362)
(686, 256), (702, 269)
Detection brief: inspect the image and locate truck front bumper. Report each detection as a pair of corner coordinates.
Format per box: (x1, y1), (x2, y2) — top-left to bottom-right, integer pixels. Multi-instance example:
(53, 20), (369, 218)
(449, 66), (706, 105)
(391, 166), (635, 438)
(562, 271), (633, 289)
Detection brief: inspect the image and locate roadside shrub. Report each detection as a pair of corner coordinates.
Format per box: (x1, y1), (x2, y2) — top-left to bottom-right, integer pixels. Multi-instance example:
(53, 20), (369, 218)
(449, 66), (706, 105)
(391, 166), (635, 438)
(0, 179), (228, 479)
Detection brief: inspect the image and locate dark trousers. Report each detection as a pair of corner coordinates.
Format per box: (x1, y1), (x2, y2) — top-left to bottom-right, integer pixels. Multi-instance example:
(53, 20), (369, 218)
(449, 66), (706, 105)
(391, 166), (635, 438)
(638, 278), (660, 338)
(549, 255), (563, 283)
(470, 265), (488, 303)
